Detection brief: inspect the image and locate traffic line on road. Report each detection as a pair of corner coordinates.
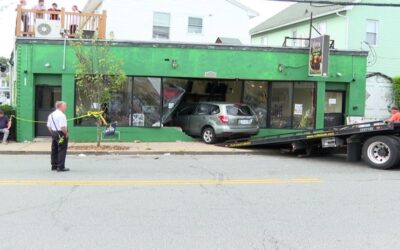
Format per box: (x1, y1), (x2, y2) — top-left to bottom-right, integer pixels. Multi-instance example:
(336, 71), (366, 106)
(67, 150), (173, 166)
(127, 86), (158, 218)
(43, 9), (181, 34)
(0, 178), (321, 186)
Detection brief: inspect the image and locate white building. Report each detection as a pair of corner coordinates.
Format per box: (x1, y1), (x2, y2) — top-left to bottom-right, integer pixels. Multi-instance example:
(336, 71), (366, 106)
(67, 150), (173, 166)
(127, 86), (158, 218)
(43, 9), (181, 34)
(0, 69), (10, 105)
(83, 0), (258, 44)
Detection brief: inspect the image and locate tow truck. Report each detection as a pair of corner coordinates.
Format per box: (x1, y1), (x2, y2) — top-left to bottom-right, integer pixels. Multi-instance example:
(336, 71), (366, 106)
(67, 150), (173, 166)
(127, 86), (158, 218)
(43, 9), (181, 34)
(222, 121), (400, 170)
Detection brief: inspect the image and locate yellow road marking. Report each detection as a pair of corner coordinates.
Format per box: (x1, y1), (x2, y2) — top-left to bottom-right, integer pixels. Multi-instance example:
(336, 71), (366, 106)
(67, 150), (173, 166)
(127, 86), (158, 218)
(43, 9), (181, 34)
(0, 178), (321, 186)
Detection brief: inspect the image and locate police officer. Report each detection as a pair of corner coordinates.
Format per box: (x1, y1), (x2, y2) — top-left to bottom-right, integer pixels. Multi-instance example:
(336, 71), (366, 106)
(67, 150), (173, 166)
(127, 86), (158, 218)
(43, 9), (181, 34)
(47, 101), (70, 172)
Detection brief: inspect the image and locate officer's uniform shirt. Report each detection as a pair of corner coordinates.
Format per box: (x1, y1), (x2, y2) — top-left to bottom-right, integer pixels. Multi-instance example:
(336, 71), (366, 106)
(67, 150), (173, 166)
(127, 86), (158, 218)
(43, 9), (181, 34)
(47, 109), (67, 132)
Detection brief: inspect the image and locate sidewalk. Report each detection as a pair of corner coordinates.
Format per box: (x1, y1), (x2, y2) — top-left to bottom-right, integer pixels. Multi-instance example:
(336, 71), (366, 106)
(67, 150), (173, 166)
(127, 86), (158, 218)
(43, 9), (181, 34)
(0, 141), (266, 155)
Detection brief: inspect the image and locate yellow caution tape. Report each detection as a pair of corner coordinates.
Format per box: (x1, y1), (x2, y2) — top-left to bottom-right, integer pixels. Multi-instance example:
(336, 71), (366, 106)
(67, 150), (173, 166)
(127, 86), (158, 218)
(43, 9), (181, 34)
(10, 111), (108, 125)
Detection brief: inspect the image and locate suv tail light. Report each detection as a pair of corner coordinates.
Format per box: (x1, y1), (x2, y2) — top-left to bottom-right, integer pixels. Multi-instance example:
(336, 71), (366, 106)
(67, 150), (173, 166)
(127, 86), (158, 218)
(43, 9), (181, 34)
(218, 115), (229, 124)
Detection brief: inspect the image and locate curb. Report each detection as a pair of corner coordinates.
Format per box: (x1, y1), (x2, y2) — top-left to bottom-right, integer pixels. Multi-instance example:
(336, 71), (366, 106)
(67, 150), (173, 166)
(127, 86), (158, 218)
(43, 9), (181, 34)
(0, 149), (278, 156)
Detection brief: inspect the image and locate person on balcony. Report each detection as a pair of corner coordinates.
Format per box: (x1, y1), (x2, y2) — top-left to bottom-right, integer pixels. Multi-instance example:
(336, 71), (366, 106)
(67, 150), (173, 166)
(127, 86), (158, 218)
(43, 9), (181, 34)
(34, 0), (46, 19)
(19, 0), (29, 35)
(48, 2), (60, 20)
(70, 5), (81, 36)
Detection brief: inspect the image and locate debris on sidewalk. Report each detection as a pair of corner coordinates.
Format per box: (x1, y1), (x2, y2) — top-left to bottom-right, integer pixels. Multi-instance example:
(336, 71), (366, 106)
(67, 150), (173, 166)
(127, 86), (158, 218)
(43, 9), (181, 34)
(69, 145), (130, 151)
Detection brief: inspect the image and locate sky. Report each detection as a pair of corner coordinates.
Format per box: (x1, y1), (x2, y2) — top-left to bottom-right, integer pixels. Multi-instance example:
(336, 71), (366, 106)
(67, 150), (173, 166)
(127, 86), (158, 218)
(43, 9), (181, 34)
(0, 0), (291, 58)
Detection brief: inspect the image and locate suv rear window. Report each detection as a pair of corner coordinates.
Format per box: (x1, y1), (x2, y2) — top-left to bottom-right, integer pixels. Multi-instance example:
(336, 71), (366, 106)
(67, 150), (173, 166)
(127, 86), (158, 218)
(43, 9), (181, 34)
(196, 104), (220, 115)
(226, 105), (253, 116)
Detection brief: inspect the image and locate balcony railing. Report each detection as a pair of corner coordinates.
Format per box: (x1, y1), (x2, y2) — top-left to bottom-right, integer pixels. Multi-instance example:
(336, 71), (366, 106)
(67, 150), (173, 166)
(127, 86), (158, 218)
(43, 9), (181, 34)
(16, 4), (107, 39)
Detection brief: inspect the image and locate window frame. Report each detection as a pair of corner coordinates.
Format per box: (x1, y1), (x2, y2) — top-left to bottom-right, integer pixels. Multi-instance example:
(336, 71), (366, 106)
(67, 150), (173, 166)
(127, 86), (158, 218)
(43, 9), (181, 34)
(188, 16), (203, 34)
(291, 30), (297, 47)
(153, 12), (171, 40)
(366, 19), (378, 46)
(73, 76), (317, 130)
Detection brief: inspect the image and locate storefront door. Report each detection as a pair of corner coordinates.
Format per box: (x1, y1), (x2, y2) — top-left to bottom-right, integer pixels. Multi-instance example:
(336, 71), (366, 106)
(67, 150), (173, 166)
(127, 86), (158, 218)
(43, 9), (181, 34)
(35, 86), (61, 136)
(324, 91), (345, 128)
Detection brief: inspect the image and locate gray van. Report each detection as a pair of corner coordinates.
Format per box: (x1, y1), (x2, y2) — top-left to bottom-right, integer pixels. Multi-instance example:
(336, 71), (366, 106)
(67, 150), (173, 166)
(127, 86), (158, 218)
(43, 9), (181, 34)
(175, 102), (259, 144)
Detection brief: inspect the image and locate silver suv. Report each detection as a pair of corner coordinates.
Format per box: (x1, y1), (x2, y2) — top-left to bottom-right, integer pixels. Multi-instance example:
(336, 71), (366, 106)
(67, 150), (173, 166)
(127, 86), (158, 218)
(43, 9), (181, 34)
(175, 102), (259, 144)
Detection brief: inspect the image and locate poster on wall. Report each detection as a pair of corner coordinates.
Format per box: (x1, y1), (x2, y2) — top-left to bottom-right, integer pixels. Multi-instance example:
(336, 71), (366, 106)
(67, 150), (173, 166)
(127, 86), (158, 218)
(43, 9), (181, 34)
(309, 35), (330, 77)
(294, 104), (303, 115)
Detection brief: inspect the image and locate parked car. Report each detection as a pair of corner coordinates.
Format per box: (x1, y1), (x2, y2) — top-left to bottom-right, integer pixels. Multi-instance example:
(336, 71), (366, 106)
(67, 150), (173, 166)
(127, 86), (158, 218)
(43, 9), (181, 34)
(175, 102), (259, 144)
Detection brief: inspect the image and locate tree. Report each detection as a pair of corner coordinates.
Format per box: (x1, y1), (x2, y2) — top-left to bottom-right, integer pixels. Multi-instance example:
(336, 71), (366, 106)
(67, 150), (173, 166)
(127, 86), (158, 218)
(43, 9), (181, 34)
(393, 76), (400, 107)
(70, 37), (127, 147)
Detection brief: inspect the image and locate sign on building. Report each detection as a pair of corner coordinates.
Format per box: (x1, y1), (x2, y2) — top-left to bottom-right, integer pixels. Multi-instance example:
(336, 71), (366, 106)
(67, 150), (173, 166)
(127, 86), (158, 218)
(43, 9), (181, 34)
(309, 35), (330, 77)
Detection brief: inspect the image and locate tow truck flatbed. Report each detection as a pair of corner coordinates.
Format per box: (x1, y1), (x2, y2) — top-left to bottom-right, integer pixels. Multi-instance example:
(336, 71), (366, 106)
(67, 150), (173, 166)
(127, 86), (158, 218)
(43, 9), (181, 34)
(222, 121), (400, 170)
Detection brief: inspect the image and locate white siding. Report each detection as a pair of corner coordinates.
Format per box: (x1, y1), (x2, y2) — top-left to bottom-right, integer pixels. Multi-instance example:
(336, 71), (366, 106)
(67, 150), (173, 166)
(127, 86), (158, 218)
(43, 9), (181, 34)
(98, 0), (251, 44)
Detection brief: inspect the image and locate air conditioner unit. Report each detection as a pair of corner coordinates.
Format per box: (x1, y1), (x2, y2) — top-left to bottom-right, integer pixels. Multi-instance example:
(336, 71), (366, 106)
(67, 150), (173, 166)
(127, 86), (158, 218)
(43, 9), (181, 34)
(35, 19), (62, 38)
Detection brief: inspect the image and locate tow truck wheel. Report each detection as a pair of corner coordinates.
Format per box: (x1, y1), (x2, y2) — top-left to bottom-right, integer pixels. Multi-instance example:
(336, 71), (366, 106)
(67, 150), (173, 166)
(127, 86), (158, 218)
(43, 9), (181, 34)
(362, 136), (400, 170)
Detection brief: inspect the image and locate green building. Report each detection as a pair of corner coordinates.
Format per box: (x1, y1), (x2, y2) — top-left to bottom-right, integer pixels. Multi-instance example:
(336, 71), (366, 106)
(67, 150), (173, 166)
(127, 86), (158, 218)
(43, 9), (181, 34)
(13, 38), (367, 142)
(250, 0), (398, 77)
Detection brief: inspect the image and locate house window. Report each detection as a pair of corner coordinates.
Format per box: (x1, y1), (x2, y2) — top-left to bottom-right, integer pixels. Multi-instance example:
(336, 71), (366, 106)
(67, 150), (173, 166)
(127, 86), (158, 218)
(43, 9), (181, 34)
(366, 19), (378, 45)
(188, 17), (203, 34)
(318, 22), (327, 35)
(153, 12), (170, 39)
(291, 30), (297, 47)
(261, 36), (268, 46)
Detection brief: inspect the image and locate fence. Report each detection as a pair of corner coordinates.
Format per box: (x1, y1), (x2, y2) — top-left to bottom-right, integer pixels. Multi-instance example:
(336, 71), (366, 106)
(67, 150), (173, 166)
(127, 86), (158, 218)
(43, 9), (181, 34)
(16, 5), (107, 39)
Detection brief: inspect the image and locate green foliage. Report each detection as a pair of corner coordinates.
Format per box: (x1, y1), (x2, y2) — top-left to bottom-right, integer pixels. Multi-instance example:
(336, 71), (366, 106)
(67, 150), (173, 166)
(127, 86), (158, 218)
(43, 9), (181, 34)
(0, 104), (16, 140)
(0, 104), (15, 116)
(393, 76), (400, 107)
(70, 36), (127, 111)
(70, 35), (127, 146)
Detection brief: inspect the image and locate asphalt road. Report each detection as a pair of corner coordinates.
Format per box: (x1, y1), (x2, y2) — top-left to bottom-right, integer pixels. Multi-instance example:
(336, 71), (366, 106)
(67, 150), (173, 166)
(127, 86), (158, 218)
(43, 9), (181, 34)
(1, 153), (400, 250)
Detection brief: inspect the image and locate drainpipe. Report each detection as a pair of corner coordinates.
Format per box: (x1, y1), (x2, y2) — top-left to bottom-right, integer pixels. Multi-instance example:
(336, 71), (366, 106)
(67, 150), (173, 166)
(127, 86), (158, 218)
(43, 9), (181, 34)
(336, 11), (349, 49)
(63, 32), (67, 71)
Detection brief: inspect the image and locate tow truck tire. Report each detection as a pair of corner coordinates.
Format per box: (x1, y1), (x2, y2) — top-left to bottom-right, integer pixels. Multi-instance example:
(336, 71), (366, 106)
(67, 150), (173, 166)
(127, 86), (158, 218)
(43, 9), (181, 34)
(362, 136), (400, 170)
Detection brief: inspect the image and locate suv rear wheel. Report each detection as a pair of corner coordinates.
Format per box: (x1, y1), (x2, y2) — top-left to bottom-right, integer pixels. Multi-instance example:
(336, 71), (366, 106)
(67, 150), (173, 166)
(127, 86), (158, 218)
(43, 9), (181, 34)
(202, 127), (217, 144)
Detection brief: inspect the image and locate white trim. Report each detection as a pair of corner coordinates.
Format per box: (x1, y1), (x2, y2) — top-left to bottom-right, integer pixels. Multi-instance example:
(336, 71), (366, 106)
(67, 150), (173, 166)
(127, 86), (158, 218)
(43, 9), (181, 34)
(225, 0), (259, 17)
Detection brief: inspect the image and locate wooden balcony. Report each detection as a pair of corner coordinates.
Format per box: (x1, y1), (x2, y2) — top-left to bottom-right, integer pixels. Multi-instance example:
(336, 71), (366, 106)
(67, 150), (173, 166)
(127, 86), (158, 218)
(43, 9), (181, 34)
(16, 4), (107, 39)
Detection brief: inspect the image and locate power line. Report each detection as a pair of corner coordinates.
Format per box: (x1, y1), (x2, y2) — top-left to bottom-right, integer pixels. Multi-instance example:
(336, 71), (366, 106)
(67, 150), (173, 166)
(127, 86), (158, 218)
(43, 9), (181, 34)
(266, 0), (400, 7)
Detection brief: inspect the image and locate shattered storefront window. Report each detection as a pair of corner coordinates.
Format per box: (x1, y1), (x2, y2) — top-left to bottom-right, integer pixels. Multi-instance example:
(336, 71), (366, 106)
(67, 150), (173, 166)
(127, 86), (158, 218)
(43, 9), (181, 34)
(162, 78), (189, 124)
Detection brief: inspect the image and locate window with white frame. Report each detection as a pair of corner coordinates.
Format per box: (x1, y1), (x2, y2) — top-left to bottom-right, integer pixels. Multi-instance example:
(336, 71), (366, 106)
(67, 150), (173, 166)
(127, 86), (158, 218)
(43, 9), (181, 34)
(153, 12), (171, 39)
(188, 17), (203, 34)
(291, 30), (297, 47)
(366, 19), (378, 45)
(261, 36), (268, 46)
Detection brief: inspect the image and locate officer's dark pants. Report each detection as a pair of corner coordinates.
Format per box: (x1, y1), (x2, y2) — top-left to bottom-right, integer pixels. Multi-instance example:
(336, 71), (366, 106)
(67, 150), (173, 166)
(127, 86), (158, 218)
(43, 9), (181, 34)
(51, 132), (68, 170)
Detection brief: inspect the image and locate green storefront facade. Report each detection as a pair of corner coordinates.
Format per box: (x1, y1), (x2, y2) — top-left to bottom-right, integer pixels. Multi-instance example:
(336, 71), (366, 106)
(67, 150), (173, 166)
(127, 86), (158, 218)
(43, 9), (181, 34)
(14, 38), (367, 142)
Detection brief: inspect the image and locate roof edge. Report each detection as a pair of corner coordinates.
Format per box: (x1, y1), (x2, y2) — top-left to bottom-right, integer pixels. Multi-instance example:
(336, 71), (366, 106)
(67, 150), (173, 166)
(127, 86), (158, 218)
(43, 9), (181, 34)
(15, 37), (369, 57)
(367, 72), (393, 81)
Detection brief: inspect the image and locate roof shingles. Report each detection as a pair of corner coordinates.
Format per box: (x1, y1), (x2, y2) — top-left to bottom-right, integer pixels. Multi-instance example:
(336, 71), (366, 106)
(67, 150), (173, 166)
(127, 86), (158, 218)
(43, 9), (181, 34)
(250, 0), (356, 35)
